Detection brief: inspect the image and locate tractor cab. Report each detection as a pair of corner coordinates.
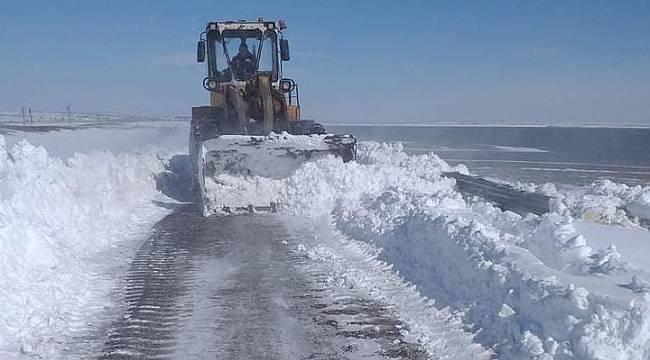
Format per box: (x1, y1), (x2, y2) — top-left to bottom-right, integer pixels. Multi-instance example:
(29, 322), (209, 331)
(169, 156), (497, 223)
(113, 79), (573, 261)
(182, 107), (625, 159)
(204, 24), (280, 83)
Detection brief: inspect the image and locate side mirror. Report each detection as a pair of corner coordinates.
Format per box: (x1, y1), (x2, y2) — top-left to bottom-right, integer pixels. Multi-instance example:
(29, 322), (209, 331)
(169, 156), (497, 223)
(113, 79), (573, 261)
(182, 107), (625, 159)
(197, 40), (206, 63)
(279, 39), (290, 61)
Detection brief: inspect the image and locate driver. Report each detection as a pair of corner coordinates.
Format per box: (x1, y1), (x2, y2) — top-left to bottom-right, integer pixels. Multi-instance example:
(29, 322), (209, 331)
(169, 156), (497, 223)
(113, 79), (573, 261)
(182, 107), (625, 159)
(231, 41), (256, 80)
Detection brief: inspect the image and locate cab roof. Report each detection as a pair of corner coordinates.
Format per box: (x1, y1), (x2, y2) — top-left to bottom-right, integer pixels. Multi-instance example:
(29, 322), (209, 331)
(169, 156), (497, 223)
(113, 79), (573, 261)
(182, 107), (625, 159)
(205, 20), (281, 33)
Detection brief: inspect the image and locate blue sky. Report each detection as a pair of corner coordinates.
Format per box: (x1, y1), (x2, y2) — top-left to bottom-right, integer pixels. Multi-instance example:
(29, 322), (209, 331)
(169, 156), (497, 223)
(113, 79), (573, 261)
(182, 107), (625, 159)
(1, 0), (649, 124)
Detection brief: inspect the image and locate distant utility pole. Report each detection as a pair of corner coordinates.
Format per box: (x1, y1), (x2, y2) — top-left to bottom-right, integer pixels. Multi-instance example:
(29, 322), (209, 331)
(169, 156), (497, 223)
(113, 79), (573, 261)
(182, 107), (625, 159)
(29, 108), (33, 124)
(66, 105), (71, 124)
(21, 107), (25, 125)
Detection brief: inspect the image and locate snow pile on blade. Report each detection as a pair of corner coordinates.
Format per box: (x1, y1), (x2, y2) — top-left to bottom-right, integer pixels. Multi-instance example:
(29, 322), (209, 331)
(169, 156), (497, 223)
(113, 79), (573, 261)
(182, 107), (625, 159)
(210, 140), (650, 359)
(198, 133), (355, 215)
(0, 135), (173, 358)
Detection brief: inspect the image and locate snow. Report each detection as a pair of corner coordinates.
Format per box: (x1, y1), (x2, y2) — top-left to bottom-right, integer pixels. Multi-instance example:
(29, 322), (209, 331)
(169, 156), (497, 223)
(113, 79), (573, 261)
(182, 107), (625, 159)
(4, 118), (650, 359)
(533, 179), (650, 227)
(0, 122), (186, 358)
(203, 139), (650, 359)
(326, 122), (650, 129)
(628, 189), (650, 219)
(199, 133), (355, 215)
(622, 276), (650, 294)
(2, 120), (186, 159)
(283, 215), (492, 359)
(573, 220), (650, 282)
(485, 144), (549, 153)
(201, 133), (337, 180)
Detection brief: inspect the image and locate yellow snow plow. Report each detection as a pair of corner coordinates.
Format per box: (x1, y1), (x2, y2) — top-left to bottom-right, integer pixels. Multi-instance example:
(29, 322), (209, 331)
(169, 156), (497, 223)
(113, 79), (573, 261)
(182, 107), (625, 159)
(190, 19), (356, 215)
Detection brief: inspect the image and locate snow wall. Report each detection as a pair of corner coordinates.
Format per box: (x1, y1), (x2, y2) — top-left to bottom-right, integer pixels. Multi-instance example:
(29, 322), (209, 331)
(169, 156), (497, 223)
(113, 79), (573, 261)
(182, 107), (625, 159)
(204, 138), (650, 360)
(0, 135), (175, 358)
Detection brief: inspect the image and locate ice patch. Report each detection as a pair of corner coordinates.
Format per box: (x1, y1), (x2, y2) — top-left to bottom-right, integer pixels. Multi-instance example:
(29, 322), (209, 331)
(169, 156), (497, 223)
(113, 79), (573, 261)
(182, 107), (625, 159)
(486, 144), (550, 153)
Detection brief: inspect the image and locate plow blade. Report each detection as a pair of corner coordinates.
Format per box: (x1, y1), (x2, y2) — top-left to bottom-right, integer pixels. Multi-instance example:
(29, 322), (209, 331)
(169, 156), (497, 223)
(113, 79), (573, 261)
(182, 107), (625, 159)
(195, 133), (356, 216)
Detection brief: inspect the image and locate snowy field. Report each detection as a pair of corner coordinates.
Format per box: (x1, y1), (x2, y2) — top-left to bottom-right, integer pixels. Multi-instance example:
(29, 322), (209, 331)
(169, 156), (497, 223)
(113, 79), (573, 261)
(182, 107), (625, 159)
(204, 137), (650, 359)
(0, 118), (188, 358)
(3, 117), (650, 359)
(330, 125), (650, 187)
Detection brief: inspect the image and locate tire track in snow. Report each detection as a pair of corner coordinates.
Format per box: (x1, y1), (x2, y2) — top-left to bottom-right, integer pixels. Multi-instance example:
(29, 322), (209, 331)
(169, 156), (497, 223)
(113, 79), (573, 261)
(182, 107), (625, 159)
(94, 207), (433, 359)
(284, 216), (491, 359)
(99, 210), (197, 359)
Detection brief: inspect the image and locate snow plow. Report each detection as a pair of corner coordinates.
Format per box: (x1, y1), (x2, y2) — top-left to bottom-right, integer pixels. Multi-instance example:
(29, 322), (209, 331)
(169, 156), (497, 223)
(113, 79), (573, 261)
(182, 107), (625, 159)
(190, 19), (356, 215)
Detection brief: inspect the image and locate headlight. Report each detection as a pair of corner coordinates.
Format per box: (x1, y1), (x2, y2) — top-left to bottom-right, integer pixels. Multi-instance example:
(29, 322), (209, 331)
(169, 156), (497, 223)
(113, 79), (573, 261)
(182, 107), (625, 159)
(279, 78), (295, 93)
(203, 77), (219, 91)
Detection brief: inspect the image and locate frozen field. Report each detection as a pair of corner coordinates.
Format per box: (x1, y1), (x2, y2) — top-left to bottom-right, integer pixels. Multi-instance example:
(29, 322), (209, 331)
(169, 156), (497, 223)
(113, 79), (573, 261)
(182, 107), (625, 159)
(330, 125), (650, 187)
(2, 117), (650, 359)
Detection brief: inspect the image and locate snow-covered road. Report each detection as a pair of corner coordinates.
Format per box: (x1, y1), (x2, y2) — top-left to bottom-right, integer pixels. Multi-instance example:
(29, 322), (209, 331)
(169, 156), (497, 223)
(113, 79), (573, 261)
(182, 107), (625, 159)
(88, 207), (478, 359)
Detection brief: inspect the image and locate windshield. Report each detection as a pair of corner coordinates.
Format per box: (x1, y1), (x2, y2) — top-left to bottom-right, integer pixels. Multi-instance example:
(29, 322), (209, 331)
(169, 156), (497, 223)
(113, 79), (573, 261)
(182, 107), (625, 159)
(207, 29), (278, 82)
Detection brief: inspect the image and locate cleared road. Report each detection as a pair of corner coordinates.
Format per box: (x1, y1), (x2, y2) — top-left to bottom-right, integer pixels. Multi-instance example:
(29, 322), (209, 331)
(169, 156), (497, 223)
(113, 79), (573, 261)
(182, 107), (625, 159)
(97, 207), (427, 359)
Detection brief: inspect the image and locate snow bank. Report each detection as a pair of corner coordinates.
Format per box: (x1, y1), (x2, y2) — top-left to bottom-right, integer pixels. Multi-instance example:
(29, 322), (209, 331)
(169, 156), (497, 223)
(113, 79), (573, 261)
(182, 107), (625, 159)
(530, 179), (650, 228)
(283, 216), (491, 359)
(0, 135), (173, 358)
(204, 140), (650, 359)
(627, 189), (650, 220)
